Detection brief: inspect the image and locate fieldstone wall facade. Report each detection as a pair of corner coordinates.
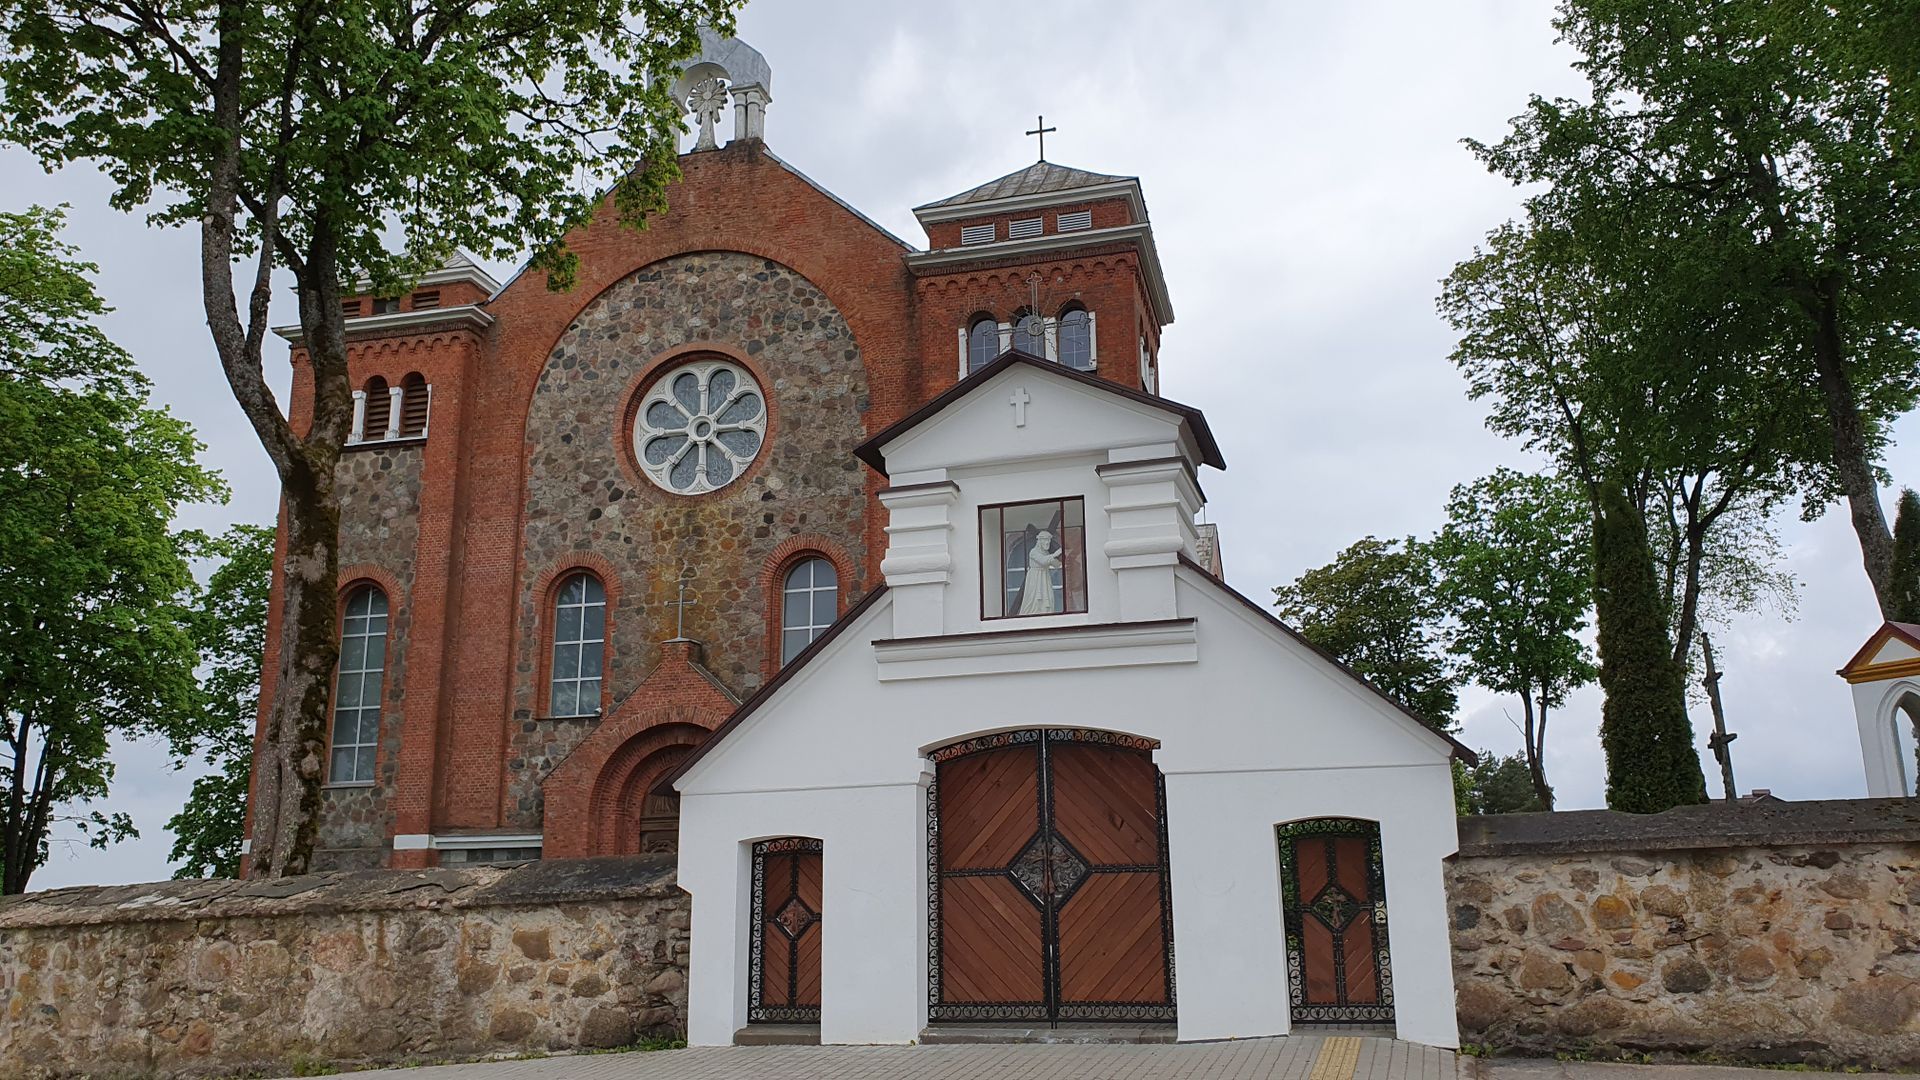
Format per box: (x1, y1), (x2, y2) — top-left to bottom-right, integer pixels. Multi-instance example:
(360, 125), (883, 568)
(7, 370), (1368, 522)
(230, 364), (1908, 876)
(1449, 798), (1920, 1068)
(315, 442), (426, 870)
(0, 858), (688, 1080)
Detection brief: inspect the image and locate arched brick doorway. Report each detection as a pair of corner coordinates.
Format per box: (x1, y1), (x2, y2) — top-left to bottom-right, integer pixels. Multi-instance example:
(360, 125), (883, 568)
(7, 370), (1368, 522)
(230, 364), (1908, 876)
(584, 724), (707, 856)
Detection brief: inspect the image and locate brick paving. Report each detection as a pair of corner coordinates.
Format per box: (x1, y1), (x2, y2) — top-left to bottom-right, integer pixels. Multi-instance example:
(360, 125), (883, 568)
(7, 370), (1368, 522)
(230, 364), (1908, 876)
(321, 1034), (1456, 1080)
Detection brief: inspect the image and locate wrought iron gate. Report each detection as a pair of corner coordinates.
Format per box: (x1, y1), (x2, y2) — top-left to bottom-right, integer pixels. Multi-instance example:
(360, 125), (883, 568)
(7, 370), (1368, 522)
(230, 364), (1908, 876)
(928, 728), (1175, 1024)
(748, 836), (822, 1023)
(1277, 818), (1394, 1024)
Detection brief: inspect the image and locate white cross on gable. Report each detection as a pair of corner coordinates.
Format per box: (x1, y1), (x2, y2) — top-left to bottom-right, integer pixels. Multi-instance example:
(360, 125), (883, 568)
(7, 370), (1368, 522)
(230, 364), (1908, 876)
(1009, 386), (1031, 427)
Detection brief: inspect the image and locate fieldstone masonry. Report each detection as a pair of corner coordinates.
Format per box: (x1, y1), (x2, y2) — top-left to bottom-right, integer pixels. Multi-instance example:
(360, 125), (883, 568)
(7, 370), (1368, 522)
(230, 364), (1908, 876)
(1448, 798), (1920, 1068)
(0, 858), (687, 1079)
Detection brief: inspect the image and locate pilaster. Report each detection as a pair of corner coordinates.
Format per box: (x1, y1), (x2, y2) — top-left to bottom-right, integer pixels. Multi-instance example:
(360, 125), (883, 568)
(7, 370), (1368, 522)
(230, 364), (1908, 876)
(879, 478), (959, 639)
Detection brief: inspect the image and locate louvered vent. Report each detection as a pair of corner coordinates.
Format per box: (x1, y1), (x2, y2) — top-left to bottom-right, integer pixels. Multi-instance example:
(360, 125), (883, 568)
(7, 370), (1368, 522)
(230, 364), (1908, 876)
(341, 299), (364, 317)
(960, 223), (996, 245)
(1057, 210), (1092, 232)
(362, 378), (391, 439)
(399, 374), (430, 437)
(411, 289), (441, 310)
(1009, 217), (1043, 240)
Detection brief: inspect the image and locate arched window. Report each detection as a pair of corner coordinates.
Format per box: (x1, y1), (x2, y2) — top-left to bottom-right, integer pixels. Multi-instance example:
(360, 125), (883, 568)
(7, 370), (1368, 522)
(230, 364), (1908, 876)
(362, 376), (391, 441)
(330, 585), (389, 784)
(550, 573), (607, 717)
(967, 316), (1001, 373)
(1011, 309), (1047, 358)
(398, 372), (430, 437)
(1057, 307), (1093, 371)
(1896, 696), (1920, 796)
(781, 557), (838, 665)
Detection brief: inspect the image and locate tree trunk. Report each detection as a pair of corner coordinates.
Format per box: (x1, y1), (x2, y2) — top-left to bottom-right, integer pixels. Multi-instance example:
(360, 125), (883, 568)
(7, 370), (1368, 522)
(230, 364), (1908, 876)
(246, 457), (341, 877)
(1805, 281), (1897, 615)
(1526, 686), (1555, 811)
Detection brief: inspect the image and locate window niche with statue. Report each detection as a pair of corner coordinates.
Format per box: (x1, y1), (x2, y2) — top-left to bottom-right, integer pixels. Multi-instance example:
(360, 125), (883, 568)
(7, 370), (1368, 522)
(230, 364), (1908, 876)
(981, 498), (1087, 619)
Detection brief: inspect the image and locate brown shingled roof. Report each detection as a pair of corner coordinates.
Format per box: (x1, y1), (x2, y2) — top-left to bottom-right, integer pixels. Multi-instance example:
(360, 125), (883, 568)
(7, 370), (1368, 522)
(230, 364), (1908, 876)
(915, 160), (1134, 211)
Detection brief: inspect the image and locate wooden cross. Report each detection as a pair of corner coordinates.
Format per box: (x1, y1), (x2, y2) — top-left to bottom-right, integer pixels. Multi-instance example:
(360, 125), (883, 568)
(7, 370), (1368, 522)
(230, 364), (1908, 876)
(1010, 386), (1031, 427)
(1026, 115), (1056, 161)
(666, 567), (698, 641)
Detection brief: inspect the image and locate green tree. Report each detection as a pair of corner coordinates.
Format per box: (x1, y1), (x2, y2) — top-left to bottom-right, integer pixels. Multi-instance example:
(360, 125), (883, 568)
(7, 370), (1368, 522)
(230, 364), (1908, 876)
(1273, 537), (1458, 730)
(1593, 486), (1708, 812)
(1474, 0), (1920, 618)
(1460, 752), (1549, 815)
(1888, 490), (1920, 623)
(1431, 469), (1594, 809)
(0, 0), (736, 875)
(167, 524), (274, 879)
(0, 210), (223, 892)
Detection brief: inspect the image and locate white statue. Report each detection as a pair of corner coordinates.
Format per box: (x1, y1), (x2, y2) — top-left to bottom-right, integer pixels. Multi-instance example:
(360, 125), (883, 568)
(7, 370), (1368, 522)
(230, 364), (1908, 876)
(1018, 529), (1063, 615)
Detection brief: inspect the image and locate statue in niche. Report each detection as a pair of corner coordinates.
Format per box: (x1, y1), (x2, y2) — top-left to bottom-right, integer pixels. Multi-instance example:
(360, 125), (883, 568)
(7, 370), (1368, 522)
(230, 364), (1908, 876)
(1018, 528), (1063, 615)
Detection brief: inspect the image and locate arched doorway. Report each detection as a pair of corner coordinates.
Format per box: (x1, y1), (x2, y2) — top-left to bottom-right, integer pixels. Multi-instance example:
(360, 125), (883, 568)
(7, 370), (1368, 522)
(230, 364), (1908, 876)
(1276, 818), (1393, 1025)
(1894, 694), (1920, 796)
(583, 723), (709, 856)
(927, 728), (1175, 1024)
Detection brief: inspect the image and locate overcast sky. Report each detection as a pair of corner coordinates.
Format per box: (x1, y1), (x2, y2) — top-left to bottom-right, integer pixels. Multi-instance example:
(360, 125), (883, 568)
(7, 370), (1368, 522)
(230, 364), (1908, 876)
(12, 0), (1909, 890)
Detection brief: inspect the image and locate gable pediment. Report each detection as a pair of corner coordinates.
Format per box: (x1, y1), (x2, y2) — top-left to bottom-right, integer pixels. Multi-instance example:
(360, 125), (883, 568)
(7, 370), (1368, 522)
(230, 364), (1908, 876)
(1839, 622), (1920, 683)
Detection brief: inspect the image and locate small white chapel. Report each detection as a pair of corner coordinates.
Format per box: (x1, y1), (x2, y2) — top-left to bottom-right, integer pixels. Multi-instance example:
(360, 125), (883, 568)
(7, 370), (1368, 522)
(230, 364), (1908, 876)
(666, 351), (1470, 1048)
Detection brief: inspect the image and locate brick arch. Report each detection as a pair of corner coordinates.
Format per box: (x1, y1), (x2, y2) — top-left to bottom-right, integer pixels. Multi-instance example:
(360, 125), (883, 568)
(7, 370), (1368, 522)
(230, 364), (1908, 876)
(760, 535), (858, 681)
(338, 563), (405, 609)
(540, 642), (737, 858)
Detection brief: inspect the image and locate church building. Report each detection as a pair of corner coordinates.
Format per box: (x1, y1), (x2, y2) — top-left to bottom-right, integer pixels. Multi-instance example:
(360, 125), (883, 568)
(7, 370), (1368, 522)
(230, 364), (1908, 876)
(248, 30), (1468, 1048)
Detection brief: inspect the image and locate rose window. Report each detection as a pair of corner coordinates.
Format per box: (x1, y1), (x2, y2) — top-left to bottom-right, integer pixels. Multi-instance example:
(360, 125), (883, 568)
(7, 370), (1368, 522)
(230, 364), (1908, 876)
(633, 359), (766, 495)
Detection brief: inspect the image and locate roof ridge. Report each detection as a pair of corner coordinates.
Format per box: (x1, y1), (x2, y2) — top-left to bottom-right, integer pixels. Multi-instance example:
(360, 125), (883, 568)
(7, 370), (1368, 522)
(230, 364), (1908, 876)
(916, 159), (1138, 211)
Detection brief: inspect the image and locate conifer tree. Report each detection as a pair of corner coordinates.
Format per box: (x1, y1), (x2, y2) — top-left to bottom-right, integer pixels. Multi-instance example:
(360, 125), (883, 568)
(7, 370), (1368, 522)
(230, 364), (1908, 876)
(1887, 490), (1920, 624)
(1593, 486), (1707, 813)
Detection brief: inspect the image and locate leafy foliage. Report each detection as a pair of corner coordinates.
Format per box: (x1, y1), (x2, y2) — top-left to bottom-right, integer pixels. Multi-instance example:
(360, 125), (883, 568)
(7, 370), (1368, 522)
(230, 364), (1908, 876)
(1593, 486), (1707, 813)
(1470, 0), (1920, 615)
(0, 0), (736, 876)
(167, 524), (274, 879)
(1273, 537), (1458, 730)
(1460, 752), (1549, 816)
(0, 209), (223, 891)
(1432, 469), (1594, 809)
(1889, 490), (1920, 624)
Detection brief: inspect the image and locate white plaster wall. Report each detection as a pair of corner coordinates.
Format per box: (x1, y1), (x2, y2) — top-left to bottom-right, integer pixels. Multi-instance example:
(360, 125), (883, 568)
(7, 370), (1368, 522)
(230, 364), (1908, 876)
(1853, 678), (1919, 797)
(676, 570), (1462, 1047)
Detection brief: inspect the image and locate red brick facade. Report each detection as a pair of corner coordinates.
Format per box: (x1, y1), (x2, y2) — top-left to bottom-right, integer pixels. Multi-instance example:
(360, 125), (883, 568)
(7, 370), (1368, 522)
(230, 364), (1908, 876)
(249, 139), (1175, 871)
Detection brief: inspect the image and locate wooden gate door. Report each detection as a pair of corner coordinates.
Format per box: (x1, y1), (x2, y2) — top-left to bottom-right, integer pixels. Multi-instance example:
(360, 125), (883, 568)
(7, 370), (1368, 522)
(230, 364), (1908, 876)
(1277, 819), (1394, 1025)
(748, 837), (822, 1023)
(929, 729), (1175, 1024)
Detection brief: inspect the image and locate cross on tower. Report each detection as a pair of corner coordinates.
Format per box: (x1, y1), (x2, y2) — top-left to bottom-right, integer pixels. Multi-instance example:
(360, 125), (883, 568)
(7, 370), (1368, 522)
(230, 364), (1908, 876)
(665, 566), (699, 642)
(1025, 115), (1057, 161)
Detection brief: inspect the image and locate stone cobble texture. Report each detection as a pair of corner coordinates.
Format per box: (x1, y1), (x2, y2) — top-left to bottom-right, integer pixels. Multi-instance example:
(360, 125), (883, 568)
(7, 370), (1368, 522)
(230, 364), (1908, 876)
(1448, 824), (1920, 1068)
(314, 442), (425, 868)
(0, 858), (687, 1080)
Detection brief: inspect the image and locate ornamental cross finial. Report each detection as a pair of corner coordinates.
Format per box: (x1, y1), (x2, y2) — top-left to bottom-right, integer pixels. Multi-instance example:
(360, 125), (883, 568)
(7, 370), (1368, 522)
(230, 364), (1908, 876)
(688, 77), (729, 151)
(666, 565), (699, 641)
(1025, 115), (1056, 161)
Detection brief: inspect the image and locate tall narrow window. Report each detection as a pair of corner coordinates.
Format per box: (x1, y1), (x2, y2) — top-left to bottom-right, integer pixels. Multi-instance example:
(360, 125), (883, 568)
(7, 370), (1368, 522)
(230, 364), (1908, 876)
(781, 557), (839, 665)
(362, 376), (391, 440)
(330, 586), (388, 784)
(981, 498), (1087, 619)
(550, 573), (606, 717)
(967, 317), (1001, 373)
(1058, 308), (1093, 371)
(398, 372), (429, 437)
(1011, 309), (1047, 358)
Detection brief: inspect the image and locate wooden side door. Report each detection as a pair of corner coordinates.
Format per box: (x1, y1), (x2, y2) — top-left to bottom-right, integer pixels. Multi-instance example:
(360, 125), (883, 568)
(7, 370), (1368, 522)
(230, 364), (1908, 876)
(1278, 820), (1394, 1025)
(749, 837), (823, 1023)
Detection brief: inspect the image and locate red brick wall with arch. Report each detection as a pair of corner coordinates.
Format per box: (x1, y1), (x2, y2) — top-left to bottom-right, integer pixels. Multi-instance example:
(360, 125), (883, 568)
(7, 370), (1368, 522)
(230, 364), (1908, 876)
(759, 535), (859, 682)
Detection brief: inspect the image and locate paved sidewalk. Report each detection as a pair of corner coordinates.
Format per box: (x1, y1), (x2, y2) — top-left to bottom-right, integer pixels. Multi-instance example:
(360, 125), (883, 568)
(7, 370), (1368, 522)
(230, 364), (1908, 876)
(1469, 1058), (1904, 1080)
(319, 1034), (1453, 1079)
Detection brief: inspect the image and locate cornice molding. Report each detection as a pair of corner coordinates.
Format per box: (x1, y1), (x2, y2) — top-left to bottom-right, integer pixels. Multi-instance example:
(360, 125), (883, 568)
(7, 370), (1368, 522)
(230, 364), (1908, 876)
(912, 179), (1147, 225)
(273, 304), (494, 343)
(905, 222), (1174, 325)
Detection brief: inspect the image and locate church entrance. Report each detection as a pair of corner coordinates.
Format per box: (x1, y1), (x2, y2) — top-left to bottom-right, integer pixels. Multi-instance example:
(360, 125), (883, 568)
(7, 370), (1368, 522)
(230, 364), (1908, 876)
(928, 729), (1175, 1024)
(747, 837), (823, 1023)
(1277, 819), (1394, 1025)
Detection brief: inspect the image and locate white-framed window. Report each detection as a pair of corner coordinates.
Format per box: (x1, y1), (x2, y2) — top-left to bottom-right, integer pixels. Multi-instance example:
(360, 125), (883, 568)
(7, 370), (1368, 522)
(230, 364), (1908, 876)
(981, 498), (1088, 619)
(1896, 703), (1920, 796)
(960, 223), (996, 245)
(1058, 308), (1094, 371)
(1011, 310), (1047, 358)
(550, 573), (606, 717)
(782, 557), (839, 665)
(330, 585), (389, 785)
(1009, 217), (1043, 239)
(1057, 210), (1092, 232)
(967, 317), (1002, 374)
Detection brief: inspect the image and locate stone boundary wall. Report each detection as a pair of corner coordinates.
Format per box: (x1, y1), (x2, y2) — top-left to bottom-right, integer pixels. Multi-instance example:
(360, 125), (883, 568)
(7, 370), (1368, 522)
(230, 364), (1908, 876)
(0, 856), (690, 1079)
(1448, 798), (1920, 1068)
